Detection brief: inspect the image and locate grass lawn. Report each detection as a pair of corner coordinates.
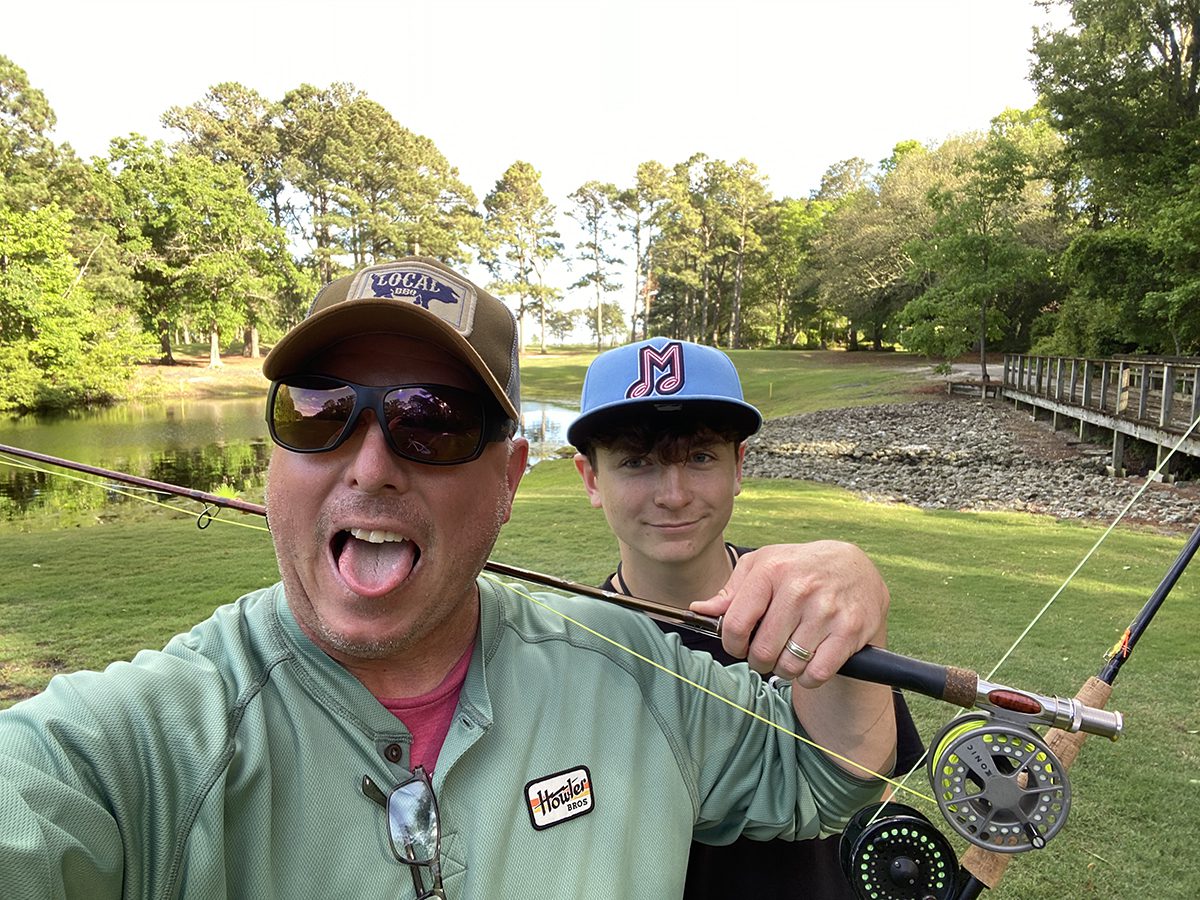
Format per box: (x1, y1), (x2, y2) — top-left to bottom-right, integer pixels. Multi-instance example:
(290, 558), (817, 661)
(519, 346), (934, 416)
(1, 348), (1195, 897)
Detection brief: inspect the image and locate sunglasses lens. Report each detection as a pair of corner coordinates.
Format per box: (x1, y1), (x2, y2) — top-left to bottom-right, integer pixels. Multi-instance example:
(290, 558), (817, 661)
(388, 777), (440, 864)
(383, 386), (485, 463)
(270, 379), (357, 451)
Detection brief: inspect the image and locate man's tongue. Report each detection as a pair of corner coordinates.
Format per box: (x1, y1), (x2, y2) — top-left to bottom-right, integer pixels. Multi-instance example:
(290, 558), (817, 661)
(337, 532), (417, 596)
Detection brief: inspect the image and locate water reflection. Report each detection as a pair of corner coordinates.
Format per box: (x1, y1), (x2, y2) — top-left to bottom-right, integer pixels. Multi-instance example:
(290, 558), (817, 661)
(520, 400), (577, 450)
(0, 396), (578, 517)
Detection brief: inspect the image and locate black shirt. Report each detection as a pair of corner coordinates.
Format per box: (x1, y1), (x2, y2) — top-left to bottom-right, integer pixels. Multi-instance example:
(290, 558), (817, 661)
(601, 545), (926, 900)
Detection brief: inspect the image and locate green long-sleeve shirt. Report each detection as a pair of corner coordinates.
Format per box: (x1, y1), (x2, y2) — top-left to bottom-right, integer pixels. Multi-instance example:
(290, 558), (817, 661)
(0, 577), (882, 899)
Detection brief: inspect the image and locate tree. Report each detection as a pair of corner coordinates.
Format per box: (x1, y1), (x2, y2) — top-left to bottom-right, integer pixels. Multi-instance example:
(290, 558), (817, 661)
(163, 82), (290, 230)
(99, 137), (285, 366)
(278, 82), (361, 284)
(568, 181), (624, 351)
(0, 203), (151, 411)
(1141, 168), (1200, 353)
(1045, 227), (1166, 354)
(578, 301), (627, 347)
(1031, 0), (1200, 222)
(752, 197), (829, 346)
(333, 96), (478, 265)
(718, 159), (771, 349)
(545, 308), (578, 343)
(0, 55), (60, 209)
(615, 161), (669, 340)
(812, 141), (973, 351)
(645, 158), (706, 340)
(900, 114), (1061, 376)
(481, 161), (562, 351)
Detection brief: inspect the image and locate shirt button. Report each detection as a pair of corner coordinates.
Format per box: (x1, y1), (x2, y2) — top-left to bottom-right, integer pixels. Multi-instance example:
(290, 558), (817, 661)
(384, 743), (403, 763)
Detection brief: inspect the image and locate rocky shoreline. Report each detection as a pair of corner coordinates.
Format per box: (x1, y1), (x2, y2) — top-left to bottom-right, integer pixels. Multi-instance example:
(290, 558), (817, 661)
(742, 396), (1200, 533)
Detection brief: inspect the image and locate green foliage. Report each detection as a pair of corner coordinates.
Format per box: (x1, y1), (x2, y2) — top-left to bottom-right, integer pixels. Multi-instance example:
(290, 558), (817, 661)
(899, 113), (1062, 368)
(0, 204), (153, 411)
(1142, 163), (1200, 353)
(575, 301), (626, 346)
(0, 55), (59, 209)
(568, 180), (624, 350)
(482, 161), (563, 350)
(1051, 228), (1166, 355)
(98, 137), (286, 365)
(9, 22), (1200, 392)
(1031, 0), (1200, 221)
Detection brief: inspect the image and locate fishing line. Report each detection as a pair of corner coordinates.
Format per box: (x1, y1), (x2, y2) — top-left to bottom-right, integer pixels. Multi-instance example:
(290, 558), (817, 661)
(484, 570), (936, 804)
(984, 409), (1200, 682)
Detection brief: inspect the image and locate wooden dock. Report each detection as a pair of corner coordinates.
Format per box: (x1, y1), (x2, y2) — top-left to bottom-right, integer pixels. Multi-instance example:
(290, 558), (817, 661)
(1002, 355), (1200, 477)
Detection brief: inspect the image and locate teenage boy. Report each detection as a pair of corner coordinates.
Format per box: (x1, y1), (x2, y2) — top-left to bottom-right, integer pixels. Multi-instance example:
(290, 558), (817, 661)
(570, 337), (925, 900)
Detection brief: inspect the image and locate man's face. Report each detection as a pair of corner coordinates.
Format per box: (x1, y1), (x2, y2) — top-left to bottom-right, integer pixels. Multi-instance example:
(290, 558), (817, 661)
(575, 435), (744, 567)
(265, 334), (528, 667)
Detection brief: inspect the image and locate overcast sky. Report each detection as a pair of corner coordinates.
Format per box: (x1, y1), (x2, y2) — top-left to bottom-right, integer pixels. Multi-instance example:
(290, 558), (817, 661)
(8, 0), (1063, 316)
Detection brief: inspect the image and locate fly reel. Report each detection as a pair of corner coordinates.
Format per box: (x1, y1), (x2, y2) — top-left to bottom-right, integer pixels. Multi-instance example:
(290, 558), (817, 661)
(928, 714), (1071, 853)
(840, 802), (959, 900)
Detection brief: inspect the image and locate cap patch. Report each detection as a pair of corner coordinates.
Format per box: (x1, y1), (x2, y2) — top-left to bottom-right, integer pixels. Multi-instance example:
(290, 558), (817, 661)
(626, 340), (684, 399)
(525, 766), (594, 830)
(345, 261), (478, 335)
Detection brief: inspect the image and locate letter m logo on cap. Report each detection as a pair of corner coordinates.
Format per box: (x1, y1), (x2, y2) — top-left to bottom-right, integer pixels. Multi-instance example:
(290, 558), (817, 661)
(626, 341), (685, 399)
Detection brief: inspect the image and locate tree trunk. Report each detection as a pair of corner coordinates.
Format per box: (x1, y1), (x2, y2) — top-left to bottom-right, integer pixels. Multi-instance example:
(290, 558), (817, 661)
(242, 326), (261, 358)
(731, 218), (747, 349)
(208, 328), (223, 368)
(594, 275), (602, 351)
(159, 321), (175, 365)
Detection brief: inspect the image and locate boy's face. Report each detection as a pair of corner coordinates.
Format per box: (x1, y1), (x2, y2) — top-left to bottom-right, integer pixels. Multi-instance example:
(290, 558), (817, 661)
(575, 435), (745, 568)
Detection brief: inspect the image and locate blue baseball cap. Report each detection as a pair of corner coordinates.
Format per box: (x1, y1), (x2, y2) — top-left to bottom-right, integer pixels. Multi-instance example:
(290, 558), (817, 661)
(567, 337), (762, 449)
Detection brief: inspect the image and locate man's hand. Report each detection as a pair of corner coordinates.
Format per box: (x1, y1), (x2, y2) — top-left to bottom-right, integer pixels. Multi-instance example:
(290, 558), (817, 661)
(690, 540), (890, 686)
(690, 540), (897, 776)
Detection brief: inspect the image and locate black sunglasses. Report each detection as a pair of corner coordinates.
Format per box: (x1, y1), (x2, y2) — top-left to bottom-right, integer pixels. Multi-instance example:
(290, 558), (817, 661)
(362, 768), (446, 899)
(267, 375), (514, 466)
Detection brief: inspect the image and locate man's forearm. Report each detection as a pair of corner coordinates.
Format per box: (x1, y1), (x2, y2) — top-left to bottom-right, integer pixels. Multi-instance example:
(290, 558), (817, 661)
(791, 676), (897, 777)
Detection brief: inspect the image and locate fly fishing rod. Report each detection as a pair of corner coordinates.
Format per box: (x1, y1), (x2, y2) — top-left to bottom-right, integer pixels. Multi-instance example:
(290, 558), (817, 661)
(0, 441), (1123, 743)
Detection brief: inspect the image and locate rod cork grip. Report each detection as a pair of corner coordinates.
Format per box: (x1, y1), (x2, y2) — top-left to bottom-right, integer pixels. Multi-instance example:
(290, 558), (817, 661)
(941, 666), (978, 707)
(961, 675), (1114, 888)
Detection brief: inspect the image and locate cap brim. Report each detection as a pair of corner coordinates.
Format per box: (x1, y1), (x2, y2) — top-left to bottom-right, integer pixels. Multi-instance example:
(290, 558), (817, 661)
(567, 397), (762, 449)
(263, 300), (519, 421)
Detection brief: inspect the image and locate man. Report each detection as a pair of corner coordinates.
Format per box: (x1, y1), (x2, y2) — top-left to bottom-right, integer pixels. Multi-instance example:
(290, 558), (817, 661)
(570, 337), (925, 899)
(0, 258), (895, 899)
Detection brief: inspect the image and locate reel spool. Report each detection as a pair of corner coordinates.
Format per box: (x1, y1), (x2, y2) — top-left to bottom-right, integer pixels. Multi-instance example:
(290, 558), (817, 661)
(928, 714), (1070, 853)
(840, 802), (958, 900)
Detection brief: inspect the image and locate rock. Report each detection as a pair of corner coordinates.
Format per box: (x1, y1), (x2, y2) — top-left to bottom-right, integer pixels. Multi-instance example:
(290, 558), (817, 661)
(742, 397), (1200, 533)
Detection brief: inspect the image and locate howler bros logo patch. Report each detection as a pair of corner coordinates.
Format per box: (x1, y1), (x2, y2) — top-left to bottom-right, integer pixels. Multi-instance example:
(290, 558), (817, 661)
(525, 766), (594, 830)
(345, 261), (478, 334)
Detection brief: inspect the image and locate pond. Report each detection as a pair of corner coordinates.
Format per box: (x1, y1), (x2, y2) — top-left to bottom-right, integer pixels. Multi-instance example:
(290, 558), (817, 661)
(0, 397), (579, 518)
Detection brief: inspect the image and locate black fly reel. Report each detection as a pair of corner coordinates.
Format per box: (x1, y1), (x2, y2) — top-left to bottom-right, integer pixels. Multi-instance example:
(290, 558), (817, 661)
(928, 714), (1071, 853)
(840, 802), (959, 900)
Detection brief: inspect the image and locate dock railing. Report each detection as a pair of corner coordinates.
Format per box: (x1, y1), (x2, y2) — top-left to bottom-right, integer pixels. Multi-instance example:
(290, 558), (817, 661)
(1002, 354), (1200, 477)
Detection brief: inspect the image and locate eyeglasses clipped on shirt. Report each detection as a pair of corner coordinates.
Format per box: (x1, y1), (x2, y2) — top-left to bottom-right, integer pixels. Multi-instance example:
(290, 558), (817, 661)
(362, 766), (447, 899)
